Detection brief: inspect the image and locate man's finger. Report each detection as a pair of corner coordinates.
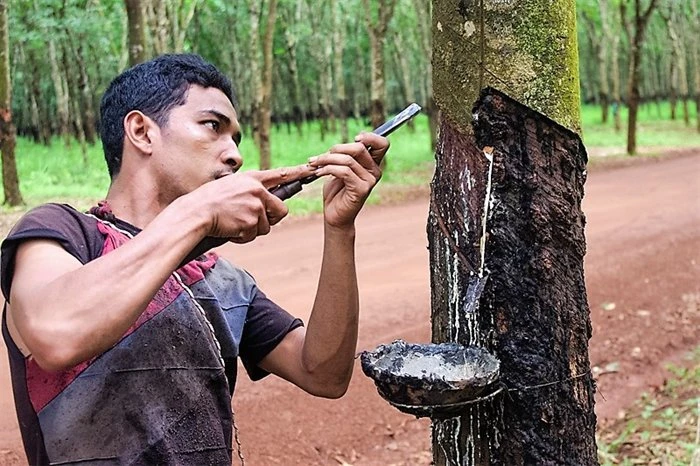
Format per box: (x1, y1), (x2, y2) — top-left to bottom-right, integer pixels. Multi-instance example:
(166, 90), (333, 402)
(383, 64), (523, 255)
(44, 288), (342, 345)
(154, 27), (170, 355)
(249, 163), (318, 189)
(354, 132), (390, 161)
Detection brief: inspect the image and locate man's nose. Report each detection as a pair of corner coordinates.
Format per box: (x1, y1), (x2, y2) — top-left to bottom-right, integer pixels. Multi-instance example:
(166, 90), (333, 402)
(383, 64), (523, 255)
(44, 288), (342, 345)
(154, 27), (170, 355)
(223, 146), (243, 171)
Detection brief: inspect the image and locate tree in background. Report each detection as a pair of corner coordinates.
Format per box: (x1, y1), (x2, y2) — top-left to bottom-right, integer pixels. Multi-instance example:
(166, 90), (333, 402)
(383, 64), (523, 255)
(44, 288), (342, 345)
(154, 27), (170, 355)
(412, 0), (437, 150)
(693, 2), (700, 133)
(620, 0), (658, 155)
(145, 0), (199, 56)
(659, 1), (690, 126)
(362, 0), (398, 129)
(246, 0), (278, 170)
(332, 0), (349, 143)
(124, 0), (146, 66)
(3, 0), (697, 175)
(0, 0), (22, 206)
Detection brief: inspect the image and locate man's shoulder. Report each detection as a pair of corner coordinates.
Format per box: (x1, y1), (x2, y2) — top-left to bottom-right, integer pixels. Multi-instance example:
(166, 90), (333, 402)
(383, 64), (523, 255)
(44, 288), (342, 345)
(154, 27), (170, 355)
(2, 202), (104, 274)
(10, 203), (95, 234)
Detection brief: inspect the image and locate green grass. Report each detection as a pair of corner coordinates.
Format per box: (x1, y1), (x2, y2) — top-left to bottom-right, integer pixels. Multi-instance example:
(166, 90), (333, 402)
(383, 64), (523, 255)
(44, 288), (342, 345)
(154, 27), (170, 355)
(597, 347), (700, 465)
(7, 114), (436, 214)
(580, 100), (700, 149)
(4, 102), (700, 213)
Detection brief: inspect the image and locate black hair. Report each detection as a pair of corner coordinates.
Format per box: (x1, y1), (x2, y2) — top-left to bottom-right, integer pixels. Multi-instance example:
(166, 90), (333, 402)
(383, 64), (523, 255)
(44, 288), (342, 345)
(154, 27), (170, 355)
(99, 53), (234, 178)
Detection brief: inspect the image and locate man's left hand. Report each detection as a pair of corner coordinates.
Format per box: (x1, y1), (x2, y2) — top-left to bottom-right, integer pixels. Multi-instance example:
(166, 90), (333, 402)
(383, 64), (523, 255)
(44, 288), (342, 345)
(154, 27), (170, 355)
(308, 132), (389, 228)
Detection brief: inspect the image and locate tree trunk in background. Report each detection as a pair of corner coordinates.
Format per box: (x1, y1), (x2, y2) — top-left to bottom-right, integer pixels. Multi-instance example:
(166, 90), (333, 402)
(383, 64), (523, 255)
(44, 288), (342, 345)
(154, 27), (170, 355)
(247, 0), (262, 149)
(49, 38), (71, 146)
(27, 49), (50, 144)
(596, 0), (611, 123)
(281, 1), (305, 137)
(621, 0), (658, 155)
(0, 0), (22, 206)
(392, 32), (416, 131)
(610, 23), (622, 132)
(332, 0), (349, 143)
(308, 1), (332, 141)
(692, 2), (700, 133)
(146, 0), (169, 55)
(667, 6), (689, 126)
(414, 0), (437, 150)
(258, 0), (277, 170)
(581, 12), (606, 122)
(363, 0), (398, 129)
(171, 0), (199, 52)
(74, 42), (97, 145)
(659, 7), (679, 121)
(124, 0), (147, 66)
(430, 2), (594, 464)
(61, 41), (88, 164)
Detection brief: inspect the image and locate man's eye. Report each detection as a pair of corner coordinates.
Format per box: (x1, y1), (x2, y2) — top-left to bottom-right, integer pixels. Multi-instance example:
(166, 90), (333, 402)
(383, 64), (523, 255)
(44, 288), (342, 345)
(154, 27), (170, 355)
(204, 120), (220, 131)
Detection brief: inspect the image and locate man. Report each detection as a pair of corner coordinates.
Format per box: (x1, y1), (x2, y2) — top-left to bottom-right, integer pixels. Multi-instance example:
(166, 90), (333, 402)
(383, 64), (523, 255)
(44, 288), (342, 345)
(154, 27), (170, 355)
(1, 54), (389, 464)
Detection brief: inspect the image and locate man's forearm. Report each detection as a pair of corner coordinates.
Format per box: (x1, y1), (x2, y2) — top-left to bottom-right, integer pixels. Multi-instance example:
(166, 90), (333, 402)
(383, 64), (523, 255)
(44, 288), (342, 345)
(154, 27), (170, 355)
(301, 223), (360, 393)
(10, 197), (210, 371)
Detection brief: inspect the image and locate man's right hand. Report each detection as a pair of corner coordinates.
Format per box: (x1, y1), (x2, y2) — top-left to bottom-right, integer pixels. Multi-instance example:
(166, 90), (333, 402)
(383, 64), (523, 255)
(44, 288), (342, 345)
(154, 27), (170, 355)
(185, 164), (317, 244)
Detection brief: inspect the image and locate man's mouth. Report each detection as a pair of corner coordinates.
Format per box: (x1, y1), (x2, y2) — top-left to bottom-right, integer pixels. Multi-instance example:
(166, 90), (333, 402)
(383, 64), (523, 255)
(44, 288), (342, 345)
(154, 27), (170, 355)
(215, 171), (233, 180)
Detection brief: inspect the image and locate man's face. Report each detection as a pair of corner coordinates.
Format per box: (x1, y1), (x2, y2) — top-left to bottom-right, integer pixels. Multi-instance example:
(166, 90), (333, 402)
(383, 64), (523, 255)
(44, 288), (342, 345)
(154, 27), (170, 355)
(151, 85), (243, 199)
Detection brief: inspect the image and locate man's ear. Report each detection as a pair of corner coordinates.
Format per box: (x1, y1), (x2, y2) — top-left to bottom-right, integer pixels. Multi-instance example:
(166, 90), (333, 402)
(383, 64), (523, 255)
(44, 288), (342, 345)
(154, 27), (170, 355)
(123, 111), (158, 156)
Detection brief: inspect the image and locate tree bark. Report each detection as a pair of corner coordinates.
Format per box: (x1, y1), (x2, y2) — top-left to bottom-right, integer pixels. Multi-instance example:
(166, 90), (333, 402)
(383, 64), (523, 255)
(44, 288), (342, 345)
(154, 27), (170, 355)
(124, 0), (147, 66)
(430, 2), (593, 464)
(0, 0), (23, 206)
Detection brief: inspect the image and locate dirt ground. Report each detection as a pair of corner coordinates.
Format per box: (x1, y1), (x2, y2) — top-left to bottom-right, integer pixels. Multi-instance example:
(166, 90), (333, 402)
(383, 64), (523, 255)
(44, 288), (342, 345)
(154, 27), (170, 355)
(0, 150), (698, 465)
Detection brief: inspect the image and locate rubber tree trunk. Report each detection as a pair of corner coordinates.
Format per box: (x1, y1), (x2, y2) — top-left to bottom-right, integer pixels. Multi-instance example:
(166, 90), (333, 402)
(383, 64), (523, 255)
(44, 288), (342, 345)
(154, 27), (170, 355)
(258, 0), (277, 171)
(332, 0), (349, 143)
(430, 1), (596, 464)
(693, 2), (700, 133)
(413, 0), (437, 150)
(0, 0), (22, 206)
(124, 0), (147, 66)
(48, 39), (71, 147)
(247, 0), (263, 159)
(621, 0), (657, 155)
(363, 0), (398, 129)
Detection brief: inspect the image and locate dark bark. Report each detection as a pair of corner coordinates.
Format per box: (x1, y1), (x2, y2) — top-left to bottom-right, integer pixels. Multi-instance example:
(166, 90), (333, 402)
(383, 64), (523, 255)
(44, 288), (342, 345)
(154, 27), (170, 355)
(428, 88), (596, 465)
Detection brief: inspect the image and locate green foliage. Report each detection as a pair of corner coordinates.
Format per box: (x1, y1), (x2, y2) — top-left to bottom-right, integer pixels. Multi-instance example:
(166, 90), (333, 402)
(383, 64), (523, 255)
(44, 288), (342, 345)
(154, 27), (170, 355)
(597, 347), (700, 465)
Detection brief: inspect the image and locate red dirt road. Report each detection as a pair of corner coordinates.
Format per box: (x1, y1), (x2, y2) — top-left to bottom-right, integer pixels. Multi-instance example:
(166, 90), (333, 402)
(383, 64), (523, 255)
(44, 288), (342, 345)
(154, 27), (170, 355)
(1, 152), (699, 465)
